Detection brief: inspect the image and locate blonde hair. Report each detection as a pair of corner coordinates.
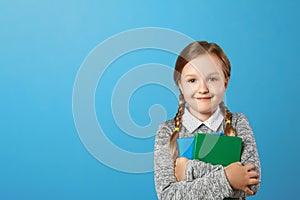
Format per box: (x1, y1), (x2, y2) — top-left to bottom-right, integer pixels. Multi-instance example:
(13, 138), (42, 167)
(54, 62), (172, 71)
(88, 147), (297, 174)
(169, 41), (236, 160)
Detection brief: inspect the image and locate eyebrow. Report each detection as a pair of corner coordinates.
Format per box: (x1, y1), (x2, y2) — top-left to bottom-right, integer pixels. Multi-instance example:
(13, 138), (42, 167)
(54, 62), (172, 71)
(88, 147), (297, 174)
(184, 74), (197, 77)
(183, 72), (221, 77)
(207, 72), (221, 76)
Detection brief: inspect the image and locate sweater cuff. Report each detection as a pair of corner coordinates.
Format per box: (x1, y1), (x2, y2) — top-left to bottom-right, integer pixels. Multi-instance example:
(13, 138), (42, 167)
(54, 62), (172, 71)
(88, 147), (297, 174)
(185, 160), (194, 182)
(219, 167), (234, 197)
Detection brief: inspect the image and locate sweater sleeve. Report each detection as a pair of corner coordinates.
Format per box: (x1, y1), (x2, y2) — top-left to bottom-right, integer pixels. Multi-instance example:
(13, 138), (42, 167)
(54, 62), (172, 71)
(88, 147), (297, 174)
(154, 122), (233, 200)
(230, 114), (261, 198)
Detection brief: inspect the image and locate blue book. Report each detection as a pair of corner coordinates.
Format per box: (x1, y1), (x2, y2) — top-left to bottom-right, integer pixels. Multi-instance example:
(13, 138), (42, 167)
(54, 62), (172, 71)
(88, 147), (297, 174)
(176, 137), (194, 159)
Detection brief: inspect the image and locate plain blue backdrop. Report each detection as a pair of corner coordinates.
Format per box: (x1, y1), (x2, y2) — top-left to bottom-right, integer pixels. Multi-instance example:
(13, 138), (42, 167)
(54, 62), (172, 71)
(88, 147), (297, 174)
(1, 0), (300, 199)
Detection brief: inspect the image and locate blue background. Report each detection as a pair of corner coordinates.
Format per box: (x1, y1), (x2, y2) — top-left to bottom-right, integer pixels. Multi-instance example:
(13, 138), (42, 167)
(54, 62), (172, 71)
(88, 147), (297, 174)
(1, 0), (299, 199)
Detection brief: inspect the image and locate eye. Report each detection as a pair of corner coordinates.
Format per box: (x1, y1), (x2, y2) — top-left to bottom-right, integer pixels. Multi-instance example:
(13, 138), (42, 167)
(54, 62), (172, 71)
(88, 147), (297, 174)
(188, 78), (196, 83)
(208, 77), (218, 82)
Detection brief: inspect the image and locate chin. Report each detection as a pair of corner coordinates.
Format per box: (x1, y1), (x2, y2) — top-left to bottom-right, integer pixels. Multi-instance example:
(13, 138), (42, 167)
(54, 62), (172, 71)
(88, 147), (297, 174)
(197, 106), (218, 113)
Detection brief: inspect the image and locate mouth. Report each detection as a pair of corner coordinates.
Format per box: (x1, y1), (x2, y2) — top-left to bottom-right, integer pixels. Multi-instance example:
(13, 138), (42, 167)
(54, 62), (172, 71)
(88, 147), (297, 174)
(195, 96), (212, 101)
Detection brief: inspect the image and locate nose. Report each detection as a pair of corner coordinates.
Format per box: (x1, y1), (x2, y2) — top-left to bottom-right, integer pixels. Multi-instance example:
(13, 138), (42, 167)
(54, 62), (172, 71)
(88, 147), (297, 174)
(197, 79), (209, 94)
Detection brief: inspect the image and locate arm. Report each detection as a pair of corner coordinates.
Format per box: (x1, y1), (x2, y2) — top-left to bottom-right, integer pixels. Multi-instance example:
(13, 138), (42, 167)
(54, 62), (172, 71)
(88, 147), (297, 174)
(154, 122), (233, 200)
(230, 114), (261, 198)
(185, 159), (224, 181)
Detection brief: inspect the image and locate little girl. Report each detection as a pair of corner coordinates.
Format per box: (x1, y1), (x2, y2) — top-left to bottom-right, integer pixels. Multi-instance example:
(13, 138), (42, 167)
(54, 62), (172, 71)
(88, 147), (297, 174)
(154, 41), (261, 200)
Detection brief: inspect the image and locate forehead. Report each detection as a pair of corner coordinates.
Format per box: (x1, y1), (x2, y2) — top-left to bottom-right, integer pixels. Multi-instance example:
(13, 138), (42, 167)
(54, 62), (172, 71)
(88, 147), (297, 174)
(182, 54), (224, 77)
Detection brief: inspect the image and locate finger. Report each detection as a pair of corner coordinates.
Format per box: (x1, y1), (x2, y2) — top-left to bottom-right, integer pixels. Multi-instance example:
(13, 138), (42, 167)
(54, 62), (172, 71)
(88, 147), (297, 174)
(247, 178), (261, 185)
(175, 159), (178, 166)
(178, 156), (187, 160)
(235, 162), (242, 165)
(247, 171), (260, 178)
(174, 172), (179, 180)
(175, 172), (182, 182)
(244, 163), (255, 171)
(178, 175), (183, 182)
(244, 187), (254, 195)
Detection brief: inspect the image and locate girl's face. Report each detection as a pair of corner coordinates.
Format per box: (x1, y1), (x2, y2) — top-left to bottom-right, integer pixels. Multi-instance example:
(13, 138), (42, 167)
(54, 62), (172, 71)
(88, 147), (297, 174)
(178, 54), (228, 121)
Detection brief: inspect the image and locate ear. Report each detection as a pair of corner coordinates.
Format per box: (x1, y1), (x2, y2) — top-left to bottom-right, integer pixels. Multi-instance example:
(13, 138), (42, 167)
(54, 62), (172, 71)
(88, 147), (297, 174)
(224, 78), (229, 89)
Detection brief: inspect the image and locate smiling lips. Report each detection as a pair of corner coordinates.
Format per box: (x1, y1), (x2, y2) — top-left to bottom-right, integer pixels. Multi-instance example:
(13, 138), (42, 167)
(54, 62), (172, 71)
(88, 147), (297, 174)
(195, 96), (212, 101)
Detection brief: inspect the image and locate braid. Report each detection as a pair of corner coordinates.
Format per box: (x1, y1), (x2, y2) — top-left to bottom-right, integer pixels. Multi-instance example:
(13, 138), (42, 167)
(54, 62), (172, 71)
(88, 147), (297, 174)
(169, 93), (185, 160)
(220, 101), (236, 136)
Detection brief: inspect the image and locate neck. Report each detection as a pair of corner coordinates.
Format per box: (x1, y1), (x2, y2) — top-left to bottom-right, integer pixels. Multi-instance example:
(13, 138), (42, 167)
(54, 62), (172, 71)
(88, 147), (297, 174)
(187, 108), (217, 122)
(196, 113), (212, 122)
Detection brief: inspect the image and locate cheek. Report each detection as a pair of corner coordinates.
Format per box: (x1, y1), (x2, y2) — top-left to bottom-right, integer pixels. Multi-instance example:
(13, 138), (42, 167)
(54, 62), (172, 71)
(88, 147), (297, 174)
(181, 83), (195, 96)
(208, 83), (226, 96)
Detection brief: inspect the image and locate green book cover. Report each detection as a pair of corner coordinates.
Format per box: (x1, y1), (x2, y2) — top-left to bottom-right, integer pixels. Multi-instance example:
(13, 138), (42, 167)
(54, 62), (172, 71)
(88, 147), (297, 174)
(192, 133), (242, 167)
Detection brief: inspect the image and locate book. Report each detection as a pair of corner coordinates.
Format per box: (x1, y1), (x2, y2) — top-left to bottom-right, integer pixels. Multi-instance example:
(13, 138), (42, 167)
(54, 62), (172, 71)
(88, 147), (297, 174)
(192, 133), (242, 167)
(177, 133), (242, 200)
(177, 132), (242, 166)
(177, 137), (194, 159)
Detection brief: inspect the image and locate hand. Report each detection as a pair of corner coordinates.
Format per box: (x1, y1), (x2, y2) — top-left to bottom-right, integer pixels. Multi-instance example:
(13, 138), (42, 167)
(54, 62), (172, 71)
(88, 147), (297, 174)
(225, 162), (260, 195)
(174, 157), (189, 181)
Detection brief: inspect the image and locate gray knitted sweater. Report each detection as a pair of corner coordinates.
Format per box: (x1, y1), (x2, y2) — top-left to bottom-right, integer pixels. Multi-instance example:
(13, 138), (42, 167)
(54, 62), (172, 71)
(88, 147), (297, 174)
(154, 109), (260, 200)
